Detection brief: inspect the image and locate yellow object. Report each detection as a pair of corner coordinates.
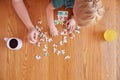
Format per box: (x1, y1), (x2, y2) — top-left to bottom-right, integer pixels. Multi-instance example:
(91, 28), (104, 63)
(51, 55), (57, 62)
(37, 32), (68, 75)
(104, 29), (118, 42)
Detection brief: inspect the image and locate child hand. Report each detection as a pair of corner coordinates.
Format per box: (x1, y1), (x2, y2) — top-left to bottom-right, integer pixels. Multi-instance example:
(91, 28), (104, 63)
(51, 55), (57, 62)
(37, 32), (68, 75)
(50, 26), (58, 36)
(66, 18), (76, 33)
(27, 27), (39, 44)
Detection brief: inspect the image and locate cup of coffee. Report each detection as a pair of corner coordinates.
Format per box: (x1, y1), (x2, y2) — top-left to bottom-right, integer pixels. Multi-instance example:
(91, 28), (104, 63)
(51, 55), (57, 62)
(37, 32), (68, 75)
(4, 37), (23, 50)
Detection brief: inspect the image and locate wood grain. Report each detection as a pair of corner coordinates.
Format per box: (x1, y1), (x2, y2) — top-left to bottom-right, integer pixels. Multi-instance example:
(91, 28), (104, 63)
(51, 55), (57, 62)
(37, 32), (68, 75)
(0, 0), (120, 80)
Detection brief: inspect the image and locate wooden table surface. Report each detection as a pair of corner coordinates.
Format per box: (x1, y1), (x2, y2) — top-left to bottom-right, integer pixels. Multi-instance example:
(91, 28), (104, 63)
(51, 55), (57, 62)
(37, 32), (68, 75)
(0, 0), (120, 80)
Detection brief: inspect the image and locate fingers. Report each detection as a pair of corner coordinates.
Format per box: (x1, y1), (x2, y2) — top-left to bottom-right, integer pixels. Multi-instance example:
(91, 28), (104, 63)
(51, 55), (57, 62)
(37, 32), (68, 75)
(32, 31), (39, 42)
(68, 26), (73, 34)
(69, 25), (76, 33)
(72, 26), (76, 32)
(28, 30), (39, 44)
(28, 35), (36, 44)
(65, 21), (70, 27)
(67, 24), (71, 30)
(66, 19), (76, 34)
(28, 39), (36, 44)
(34, 31), (39, 40)
(67, 23), (75, 33)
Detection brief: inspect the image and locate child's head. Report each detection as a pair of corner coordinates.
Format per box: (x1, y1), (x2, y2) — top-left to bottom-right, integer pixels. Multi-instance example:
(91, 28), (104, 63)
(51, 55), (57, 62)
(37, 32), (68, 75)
(73, 0), (105, 27)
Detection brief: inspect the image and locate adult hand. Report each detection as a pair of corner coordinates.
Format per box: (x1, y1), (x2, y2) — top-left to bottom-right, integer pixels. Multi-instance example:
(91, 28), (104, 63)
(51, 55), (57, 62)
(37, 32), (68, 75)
(27, 27), (39, 44)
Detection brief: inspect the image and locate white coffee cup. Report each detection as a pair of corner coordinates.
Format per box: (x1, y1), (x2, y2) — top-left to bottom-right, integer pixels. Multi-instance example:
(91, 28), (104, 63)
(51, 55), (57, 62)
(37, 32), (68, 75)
(4, 37), (23, 50)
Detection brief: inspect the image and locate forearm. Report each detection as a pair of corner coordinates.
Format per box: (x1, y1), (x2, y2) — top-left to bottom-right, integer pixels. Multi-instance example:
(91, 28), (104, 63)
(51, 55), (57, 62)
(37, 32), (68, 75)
(46, 3), (55, 29)
(12, 0), (34, 30)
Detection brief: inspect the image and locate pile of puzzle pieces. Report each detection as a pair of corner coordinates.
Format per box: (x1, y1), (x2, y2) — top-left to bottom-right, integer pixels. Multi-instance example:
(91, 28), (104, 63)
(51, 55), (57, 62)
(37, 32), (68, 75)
(35, 11), (81, 60)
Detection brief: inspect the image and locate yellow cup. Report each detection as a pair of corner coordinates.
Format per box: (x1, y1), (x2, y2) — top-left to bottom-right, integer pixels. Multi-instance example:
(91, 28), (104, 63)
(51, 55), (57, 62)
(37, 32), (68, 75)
(104, 29), (118, 42)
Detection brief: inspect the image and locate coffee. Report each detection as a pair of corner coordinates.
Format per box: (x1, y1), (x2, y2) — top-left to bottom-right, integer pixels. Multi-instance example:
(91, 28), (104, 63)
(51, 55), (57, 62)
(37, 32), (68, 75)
(9, 39), (18, 48)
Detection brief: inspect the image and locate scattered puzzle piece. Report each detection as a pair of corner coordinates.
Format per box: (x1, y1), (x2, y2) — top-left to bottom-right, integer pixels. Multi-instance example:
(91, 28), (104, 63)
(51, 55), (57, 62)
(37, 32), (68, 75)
(53, 48), (57, 53)
(53, 43), (58, 47)
(44, 52), (48, 57)
(48, 38), (53, 43)
(37, 20), (42, 24)
(56, 50), (61, 56)
(63, 36), (67, 43)
(74, 26), (81, 34)
(35, 55), (41, 60)
(63, 36), (67, 39)
(61, 50), (65, 54)
(59, 41), (63, 45)
(69, 33), (75, 39)
(42, 48), (47, 52)
(60, 29), (68, 36)
(64, 55), (70, 60)
(44, 44), (48, 49)
(37, 42), (41, 47)
(59, 21), (64, 25)
(54, 20), (59, 25)
(63, 39), (67, 43)
(35, 25), (39, 29)
(76, 26), (81, 30)
(75, 30), (80, 34)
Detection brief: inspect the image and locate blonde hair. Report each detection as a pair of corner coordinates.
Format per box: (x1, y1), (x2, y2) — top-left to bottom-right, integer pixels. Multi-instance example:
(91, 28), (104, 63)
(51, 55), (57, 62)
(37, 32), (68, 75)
(73, 0), (105, 27)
